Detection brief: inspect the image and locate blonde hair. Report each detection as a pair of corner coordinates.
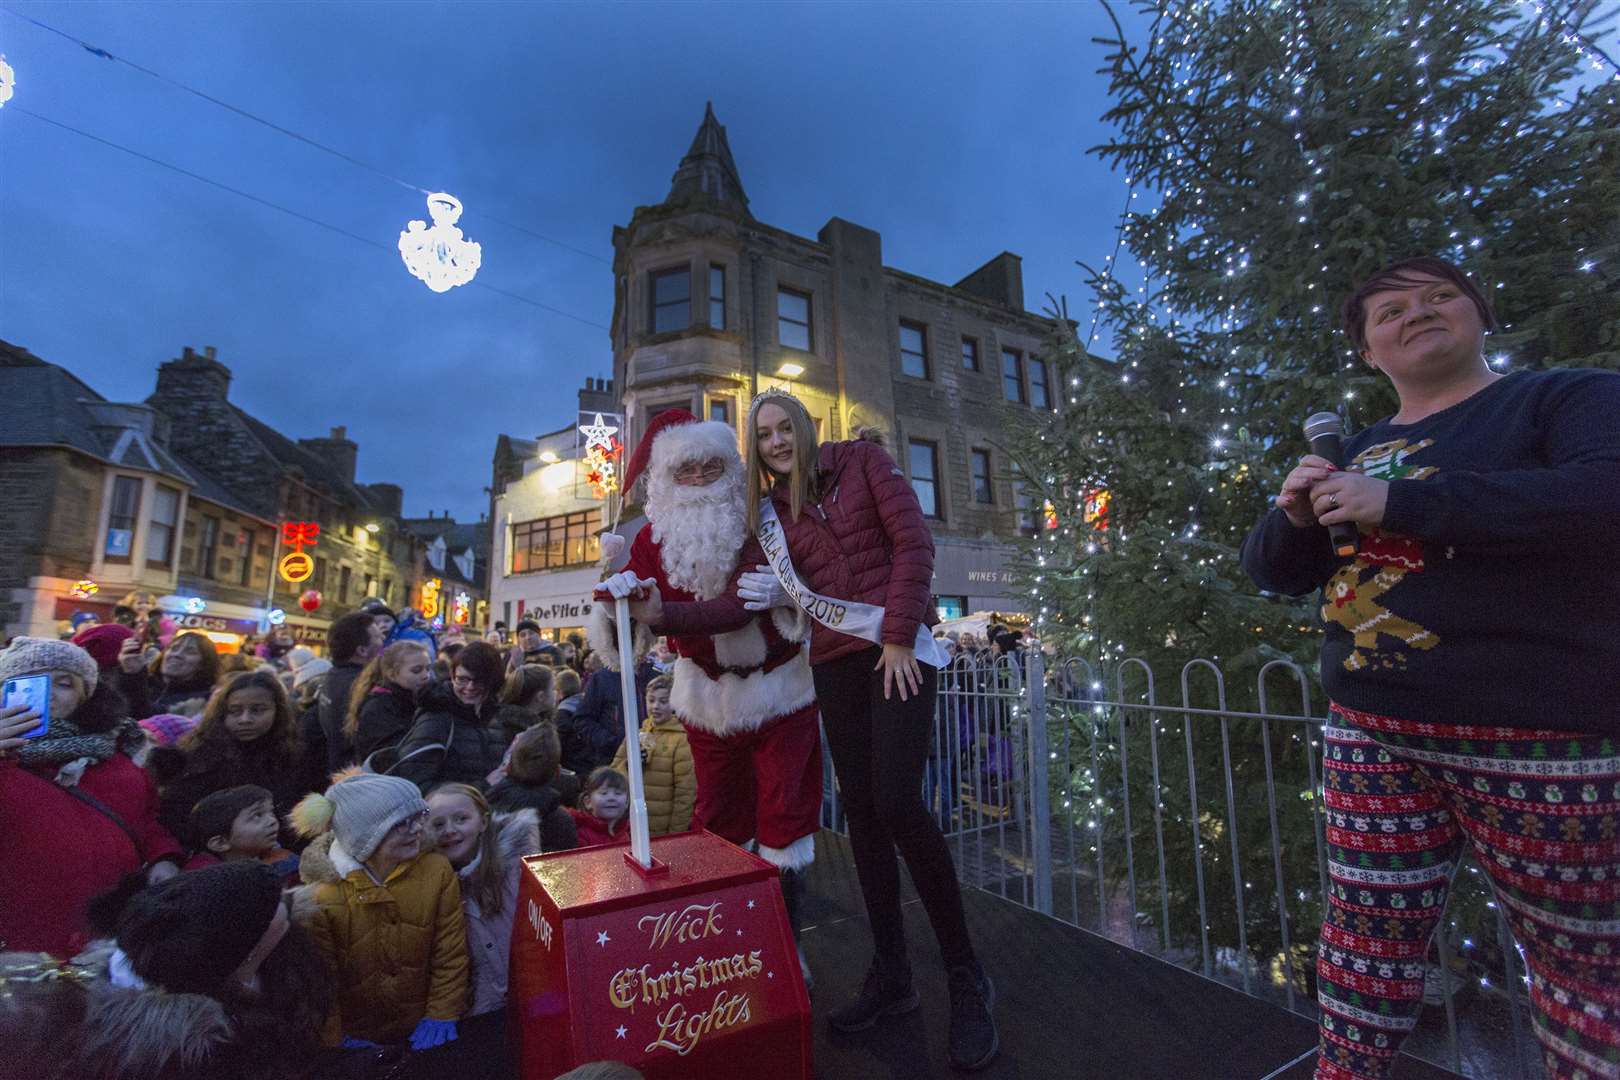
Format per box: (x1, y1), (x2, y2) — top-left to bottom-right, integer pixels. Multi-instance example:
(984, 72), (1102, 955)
(345, 640), (431, 739)
(744, 390), (822, 535)
(645, 673), (674, 700)
(425, 783), (509, 916)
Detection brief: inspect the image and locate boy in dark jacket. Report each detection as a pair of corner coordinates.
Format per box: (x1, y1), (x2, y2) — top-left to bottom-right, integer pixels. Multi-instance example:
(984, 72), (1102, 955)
(487, 724), (577, 851)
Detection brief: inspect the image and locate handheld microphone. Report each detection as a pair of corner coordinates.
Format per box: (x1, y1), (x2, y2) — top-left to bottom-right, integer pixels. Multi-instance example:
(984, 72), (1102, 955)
(1303, 412), (1360, 558)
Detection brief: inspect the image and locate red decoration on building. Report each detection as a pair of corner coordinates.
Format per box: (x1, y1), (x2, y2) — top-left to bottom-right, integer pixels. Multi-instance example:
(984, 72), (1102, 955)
(299, 589), (323, 613)
(281, 521), (321, 548)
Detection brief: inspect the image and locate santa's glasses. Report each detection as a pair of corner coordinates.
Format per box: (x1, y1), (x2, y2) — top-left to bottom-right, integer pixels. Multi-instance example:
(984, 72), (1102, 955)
(673, 459), (726, 484)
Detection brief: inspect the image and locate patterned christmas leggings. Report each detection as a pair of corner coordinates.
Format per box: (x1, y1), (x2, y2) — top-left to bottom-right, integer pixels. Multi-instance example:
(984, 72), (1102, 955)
(1316, 704), (1620, 1080)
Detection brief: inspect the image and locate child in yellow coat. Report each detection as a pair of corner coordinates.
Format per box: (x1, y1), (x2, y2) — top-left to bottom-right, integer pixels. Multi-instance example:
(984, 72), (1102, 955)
(611, 675), (695, 835)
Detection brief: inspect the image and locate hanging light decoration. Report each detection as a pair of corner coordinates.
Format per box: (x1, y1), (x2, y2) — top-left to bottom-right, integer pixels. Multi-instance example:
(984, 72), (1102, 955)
(0, 56), (14, 109)
(68, 579), (99, 600)
(398, 192), (481, 293)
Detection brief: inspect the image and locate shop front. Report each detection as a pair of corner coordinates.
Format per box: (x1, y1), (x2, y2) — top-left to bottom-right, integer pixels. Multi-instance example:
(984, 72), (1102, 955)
(52, 594), (264, 653)
(509, 566), (600, 645)
(930, 538), (1025, 620)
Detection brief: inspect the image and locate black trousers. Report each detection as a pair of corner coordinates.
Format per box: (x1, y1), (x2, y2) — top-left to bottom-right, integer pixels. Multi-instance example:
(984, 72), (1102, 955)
(814, 646), (976, 973)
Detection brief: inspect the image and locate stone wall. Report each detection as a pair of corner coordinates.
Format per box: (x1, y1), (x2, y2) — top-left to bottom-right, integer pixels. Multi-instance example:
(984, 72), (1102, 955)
(0, 448), (101, 627)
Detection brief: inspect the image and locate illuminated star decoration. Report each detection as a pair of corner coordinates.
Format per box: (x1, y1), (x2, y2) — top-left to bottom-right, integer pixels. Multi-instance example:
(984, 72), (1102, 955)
(579, 414), (623, 499)
(596, 930), (611, 947)
(579, 413), (618, 450)
(615, 1025), (628, 1039)
(0, 56), (14, 109)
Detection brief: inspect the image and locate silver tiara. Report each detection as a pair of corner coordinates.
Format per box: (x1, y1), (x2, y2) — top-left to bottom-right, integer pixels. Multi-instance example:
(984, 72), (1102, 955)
(749, 386), (806, 409)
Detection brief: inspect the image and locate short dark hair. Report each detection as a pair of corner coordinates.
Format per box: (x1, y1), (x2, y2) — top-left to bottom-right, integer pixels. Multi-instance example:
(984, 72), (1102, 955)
(189, 784), (273, 851)
(329, 612), (377, 665)
(514, 619), (541, 635)
(508, 722), (562, 785)
(553, 668), (582, 697)
(453, 640), (506, 697)
(1341, 256), (1496, 353)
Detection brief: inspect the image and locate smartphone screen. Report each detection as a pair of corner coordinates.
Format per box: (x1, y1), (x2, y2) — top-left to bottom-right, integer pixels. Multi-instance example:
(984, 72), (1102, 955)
(2, 674), (51, 739)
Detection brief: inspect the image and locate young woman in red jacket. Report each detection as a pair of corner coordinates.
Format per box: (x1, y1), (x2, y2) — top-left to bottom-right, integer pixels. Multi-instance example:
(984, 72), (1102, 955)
(747, 390), (997, 1070)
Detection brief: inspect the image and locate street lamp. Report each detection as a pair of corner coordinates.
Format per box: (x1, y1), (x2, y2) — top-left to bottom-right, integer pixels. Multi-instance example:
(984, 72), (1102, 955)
(776, 361), (804, 378)
(365, 522), (380, 534)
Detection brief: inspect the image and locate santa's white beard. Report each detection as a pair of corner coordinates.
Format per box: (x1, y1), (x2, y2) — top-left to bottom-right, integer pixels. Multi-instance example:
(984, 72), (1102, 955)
(646, 471), (748, 601)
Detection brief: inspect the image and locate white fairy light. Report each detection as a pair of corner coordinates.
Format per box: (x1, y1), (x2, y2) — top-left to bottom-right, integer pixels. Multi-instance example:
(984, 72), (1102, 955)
(398, 192), (481, 293)
(0, 55), (14, 108)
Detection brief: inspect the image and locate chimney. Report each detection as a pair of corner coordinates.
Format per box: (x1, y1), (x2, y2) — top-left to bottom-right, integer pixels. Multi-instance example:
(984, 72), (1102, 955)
(579, 376), (617, 416)
(954, 252), (1025, 311)
(297, 425), (358, 483)
(154, 345), (233, 401)
(366, 482), (403, 518)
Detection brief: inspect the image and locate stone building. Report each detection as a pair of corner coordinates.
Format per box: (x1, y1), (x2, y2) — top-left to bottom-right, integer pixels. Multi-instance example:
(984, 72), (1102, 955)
(136, 345), (427, 648)
(0, 340), (280, 646)
(401, 511), (490, 634)
(609, 104), (1058, 617)
(488, 377), (621, 644)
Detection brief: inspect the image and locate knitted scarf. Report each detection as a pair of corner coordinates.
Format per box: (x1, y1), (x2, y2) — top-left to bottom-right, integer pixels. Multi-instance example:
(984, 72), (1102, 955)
(17, 716), (141, 787)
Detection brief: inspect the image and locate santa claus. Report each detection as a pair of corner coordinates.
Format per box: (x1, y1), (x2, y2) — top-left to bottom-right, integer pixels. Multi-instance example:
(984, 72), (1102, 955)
(588, 409), (822, 882)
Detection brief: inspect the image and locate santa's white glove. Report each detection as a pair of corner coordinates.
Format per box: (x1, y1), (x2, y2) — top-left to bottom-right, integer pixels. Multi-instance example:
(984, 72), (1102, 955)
(602, 571), (656, 599)
(738, 566), (790, 612)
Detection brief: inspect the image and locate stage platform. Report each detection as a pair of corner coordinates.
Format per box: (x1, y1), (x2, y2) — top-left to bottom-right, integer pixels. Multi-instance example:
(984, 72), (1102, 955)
(799, 831), (1465, 1080)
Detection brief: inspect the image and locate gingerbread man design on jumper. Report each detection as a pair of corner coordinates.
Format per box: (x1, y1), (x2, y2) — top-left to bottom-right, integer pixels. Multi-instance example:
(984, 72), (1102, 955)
(1320, 439), (1441, 672)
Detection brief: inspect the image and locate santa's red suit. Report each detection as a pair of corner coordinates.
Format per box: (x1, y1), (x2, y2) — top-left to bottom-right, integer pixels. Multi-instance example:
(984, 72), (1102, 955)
(589, 412), (822, 870)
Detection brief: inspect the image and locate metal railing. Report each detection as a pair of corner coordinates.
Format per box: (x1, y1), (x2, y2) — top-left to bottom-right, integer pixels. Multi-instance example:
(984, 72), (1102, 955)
(819, 652), (1537, 1080)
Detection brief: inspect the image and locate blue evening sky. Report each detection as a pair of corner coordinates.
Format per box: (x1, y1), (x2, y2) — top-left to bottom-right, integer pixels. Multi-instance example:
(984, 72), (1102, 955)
(1, 1), (1149, 519)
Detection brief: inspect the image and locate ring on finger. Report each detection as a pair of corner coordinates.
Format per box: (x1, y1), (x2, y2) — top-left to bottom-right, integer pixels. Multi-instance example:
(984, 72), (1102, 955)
(1328, 494), (1340, 508)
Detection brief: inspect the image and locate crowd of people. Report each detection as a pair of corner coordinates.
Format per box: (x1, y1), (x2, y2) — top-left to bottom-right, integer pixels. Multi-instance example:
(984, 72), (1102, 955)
(0, 595), (686, 1079)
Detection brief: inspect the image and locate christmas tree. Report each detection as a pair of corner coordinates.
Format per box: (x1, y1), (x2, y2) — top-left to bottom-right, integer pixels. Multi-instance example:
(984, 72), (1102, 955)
(1010, 0), (1619, 998)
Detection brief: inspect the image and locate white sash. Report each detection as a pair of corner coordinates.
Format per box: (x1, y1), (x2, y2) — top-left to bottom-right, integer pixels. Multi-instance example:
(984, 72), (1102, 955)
(757, 499), (950, 669)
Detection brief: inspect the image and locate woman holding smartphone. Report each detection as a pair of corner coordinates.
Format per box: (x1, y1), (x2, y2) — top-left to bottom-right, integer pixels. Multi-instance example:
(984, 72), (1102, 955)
(0, 638), (181, 958)
(744, 392), (996, 1071)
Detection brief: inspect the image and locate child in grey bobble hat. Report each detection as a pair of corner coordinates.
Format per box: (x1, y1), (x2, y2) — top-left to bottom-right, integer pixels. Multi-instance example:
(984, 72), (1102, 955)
(290, 769), (468, 1052)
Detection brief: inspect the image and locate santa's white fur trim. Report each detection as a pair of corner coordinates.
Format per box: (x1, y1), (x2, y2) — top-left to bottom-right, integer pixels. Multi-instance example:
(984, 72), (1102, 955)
(757, 832), (817, 870)
(770, 604), (812, 644)
(670, 652), (815, 736)
(648, 420), (740, 476)
(712, 620), (767, 670)
(587, 598), (655, 672)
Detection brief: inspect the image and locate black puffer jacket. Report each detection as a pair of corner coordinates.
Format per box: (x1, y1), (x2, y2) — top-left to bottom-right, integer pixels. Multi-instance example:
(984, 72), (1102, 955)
(352, 683), (418, 765)
(486, 778), (578, 852)
(391, 682), (516, 793)
(153, 736), (324, 850)
(114, 669), (213, 721)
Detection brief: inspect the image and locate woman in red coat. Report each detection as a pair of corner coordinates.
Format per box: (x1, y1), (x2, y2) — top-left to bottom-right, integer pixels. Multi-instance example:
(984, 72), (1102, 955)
(746, 391), (998, 1070)
(0, 639), (183, 958)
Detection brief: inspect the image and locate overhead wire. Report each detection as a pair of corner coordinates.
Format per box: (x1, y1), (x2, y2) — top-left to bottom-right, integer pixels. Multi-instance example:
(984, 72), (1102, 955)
(0, 5), (613, 266)
(9, 106), (611, 331)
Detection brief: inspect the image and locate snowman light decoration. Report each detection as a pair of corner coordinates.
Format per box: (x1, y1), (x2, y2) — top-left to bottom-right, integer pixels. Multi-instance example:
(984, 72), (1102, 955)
(398, 192), (481, 293)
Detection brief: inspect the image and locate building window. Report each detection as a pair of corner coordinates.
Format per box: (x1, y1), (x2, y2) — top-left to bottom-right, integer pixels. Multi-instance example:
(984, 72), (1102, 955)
(709, 264), (726, 329)
(1002, 348), (1026, 404)
(1013, 473), (1038, 536)
(907, 439), (941, 520)
(970, 449), (994, 504)
(197, 515), (220, 579)
(650, 267), (691, 334)
(1030, 356), (1050, 409)
(239, 529), (256, 586)
(961, 336), (980, 371)
(364, 575), (376, 600)
(511, 509), (604, 573)
(709, 398), (731, 426)
(313, 557), (328, 592)
(105, 475), (141, 562)
(777, 287), (812, 351)
(383, 578), (393, 605)
(146, 485), (181, 568)
(899, 321), (930, 379)
(934, 595), (968, 621)
(339, 565), (352, 603)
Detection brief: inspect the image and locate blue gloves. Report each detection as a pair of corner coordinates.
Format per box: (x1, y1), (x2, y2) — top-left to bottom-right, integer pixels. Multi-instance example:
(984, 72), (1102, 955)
(409, 1018), (458, 1051)
(340, 1036), (380, 1050)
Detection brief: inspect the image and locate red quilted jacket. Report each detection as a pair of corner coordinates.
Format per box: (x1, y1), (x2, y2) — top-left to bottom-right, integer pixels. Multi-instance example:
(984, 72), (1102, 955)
(770, 439), (937, 666)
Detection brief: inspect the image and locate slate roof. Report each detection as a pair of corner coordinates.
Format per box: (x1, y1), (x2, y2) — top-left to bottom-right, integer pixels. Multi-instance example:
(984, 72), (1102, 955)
(0, 340), (268, 521)
(232, 406), (382, 511)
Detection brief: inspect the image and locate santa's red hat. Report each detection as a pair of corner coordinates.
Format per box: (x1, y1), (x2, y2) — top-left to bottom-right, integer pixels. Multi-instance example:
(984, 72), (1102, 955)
(622, 408), (739, 493)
